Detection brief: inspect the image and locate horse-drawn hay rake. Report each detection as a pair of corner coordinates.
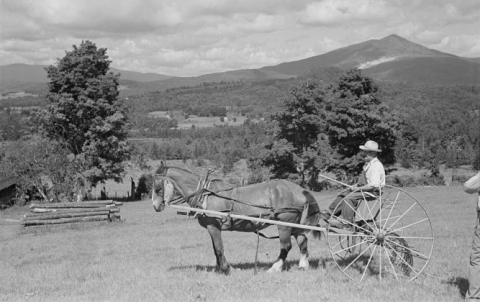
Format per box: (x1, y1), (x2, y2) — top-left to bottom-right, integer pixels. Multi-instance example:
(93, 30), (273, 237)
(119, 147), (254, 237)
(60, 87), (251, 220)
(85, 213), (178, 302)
(152, 164), (434, 283)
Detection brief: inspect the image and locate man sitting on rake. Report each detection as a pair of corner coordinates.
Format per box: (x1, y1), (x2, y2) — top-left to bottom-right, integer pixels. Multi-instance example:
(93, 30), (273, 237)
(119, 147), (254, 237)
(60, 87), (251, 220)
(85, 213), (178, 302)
(324, 140), (386, 231)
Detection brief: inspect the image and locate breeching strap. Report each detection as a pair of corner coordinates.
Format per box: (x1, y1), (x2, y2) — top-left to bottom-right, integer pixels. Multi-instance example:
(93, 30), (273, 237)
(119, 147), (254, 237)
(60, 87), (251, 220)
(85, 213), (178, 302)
(254, 230), (260, 275)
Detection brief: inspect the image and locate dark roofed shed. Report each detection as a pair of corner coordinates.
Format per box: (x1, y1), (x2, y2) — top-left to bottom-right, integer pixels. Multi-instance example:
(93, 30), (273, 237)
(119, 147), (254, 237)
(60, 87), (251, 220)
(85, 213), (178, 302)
(0, 178), (18, 207)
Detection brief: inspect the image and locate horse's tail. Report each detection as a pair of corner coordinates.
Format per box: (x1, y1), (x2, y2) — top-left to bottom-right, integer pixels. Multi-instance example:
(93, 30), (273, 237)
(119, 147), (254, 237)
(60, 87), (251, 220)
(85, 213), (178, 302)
(302, 191), (322, 240)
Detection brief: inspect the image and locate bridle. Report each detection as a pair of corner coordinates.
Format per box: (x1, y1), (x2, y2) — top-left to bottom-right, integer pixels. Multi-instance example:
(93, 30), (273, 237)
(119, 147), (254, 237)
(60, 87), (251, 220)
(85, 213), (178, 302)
(154, 170), (204, 207)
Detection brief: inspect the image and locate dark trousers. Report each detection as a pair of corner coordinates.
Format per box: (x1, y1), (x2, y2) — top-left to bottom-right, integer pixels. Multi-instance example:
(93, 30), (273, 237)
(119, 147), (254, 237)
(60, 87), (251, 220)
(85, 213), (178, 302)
(467, 214), (480, 300)
(328, 191), (365, 224)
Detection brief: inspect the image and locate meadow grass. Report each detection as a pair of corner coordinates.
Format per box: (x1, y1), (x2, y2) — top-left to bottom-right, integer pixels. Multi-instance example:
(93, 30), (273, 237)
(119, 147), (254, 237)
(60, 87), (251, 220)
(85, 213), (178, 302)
(0, 185), (475, 301)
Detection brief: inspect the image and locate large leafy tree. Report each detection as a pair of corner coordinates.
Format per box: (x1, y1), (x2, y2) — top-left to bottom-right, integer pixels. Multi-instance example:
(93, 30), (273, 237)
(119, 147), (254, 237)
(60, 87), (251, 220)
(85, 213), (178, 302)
(325, 69), (400, 177)
(33, 40), (131, 189)
(261, 82), (333, 189)
(259, 69), (399, 189)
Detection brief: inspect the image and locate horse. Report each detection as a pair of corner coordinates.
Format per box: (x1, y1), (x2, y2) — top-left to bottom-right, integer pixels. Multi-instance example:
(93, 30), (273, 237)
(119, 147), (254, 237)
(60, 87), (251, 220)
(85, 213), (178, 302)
(152, 162), (323, 274)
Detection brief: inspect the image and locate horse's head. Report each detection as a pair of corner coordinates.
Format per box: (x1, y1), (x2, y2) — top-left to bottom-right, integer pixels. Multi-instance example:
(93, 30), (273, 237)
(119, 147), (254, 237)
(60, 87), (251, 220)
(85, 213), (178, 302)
(152, 176), (176, 212)
(152, 161), (176, 212)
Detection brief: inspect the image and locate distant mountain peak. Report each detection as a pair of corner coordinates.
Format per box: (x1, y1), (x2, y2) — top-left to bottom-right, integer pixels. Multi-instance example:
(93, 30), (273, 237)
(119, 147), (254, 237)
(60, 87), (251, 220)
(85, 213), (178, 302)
(261, 34), (459, 76)
(382, 34), (407, 41)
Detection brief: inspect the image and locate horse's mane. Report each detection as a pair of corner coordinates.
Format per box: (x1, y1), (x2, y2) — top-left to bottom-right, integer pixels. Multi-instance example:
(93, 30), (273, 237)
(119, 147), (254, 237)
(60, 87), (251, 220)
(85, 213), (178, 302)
(209, 178), (234, 190)
(156, 164), (234, 189)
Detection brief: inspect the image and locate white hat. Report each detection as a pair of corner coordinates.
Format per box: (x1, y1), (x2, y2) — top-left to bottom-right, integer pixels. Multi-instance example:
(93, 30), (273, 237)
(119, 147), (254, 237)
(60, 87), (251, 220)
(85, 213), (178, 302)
(464, 172), (480, 194)
(359, 140), (381, 152)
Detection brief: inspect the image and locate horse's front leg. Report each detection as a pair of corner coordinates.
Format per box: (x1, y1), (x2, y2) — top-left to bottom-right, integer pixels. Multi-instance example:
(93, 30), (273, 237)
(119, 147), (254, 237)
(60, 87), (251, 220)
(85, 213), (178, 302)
(268, 225), (292, 273)
(294, 233), (309, 270)
(205, 218), (230, 275)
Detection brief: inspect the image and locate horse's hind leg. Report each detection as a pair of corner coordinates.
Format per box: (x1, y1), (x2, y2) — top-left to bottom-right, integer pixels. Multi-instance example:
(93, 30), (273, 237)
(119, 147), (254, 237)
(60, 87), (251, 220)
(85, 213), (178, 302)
(205, 219), (230, 275)
(294, 234), (309, 270)
(268, 225), (292, 273)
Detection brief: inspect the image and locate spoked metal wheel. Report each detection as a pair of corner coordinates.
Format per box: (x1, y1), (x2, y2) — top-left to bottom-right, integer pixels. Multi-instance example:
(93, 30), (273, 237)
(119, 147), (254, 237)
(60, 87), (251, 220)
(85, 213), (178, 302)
(326, 185), (434, 282)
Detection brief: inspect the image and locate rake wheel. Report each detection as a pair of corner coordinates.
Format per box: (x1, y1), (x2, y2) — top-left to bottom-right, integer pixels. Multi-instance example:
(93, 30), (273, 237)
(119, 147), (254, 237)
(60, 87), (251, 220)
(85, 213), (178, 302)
(326, 185), (434, 282)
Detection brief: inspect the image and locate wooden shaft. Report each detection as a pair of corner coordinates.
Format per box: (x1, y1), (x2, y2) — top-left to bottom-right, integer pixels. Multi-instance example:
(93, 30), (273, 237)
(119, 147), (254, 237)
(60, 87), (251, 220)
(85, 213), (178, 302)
(318, 174), (351, 187)
(169, 205), (328, 233)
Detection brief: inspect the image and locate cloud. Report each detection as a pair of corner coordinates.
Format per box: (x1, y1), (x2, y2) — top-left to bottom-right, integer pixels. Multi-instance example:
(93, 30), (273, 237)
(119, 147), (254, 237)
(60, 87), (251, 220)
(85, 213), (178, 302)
(358, 57), (398, 69)
(414, 31), (445, 45)
(434, 35), (480, 58)
(1, 0), (479, 76)
(299, 0), (397, 26)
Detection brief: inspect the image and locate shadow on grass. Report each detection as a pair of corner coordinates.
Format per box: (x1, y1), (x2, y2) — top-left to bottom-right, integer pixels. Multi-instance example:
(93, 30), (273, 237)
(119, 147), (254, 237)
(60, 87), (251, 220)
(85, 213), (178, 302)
(168, 258), (328, 273)
(446, 276), (469, 298)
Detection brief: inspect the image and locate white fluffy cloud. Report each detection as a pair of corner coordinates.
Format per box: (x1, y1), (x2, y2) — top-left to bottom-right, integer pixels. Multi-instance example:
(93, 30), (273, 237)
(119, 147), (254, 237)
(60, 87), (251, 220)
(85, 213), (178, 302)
(299, 0), (397, 26)
(0, 0), (479, 76)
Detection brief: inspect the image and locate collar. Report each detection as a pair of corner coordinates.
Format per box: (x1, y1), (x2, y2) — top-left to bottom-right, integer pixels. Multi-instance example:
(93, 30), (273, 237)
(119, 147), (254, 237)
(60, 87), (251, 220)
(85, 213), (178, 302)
(363, 157), (379, 171)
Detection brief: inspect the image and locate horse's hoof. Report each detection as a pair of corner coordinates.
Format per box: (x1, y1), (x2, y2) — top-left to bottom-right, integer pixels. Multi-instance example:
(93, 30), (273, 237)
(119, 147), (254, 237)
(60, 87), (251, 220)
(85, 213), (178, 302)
(267, 268), (280, 273)
(215, 267), (230, 275)
(266, 266), (283, 273)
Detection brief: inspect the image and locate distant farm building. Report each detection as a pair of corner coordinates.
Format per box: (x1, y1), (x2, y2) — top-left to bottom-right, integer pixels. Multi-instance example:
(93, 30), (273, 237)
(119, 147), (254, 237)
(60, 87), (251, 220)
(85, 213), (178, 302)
(0, 178), (17, 207)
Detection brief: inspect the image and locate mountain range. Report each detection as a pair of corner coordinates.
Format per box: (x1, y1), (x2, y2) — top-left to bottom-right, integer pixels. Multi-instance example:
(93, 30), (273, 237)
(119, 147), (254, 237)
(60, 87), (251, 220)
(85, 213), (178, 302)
(1, 34), (479, 95)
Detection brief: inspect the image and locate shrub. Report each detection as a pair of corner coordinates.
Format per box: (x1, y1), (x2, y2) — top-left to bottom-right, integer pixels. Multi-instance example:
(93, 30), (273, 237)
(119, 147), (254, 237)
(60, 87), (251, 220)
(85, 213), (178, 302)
(386, 172), (445, 187)
(451, 174), (474, 185)
(386, 175), (416, 187)
(474, 154), (480, 170)
(247, 171), (267, 185)
(417, 172), (445, 186)
(136, 174), (153, 200)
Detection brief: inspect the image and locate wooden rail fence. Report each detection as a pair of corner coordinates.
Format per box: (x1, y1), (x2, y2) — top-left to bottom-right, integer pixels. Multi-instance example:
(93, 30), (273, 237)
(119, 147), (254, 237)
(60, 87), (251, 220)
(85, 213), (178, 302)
(22, 200), (123, 226)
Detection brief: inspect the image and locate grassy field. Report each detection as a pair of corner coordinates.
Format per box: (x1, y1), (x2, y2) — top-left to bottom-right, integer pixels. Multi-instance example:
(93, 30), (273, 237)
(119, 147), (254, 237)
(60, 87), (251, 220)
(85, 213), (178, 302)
(0, 184), (477, 302)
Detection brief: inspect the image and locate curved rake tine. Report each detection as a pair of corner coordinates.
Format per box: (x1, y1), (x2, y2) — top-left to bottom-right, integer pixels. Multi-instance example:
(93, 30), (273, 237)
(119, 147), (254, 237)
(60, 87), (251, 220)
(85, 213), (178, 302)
(331, 235), (353, 251)
(384, 240), (421, 276)
(340, 200), (376, 235)
(334, 216), (374, 235)
(330, 233), (372, 251)
(342, 240), (377, 272)
(332, 235), (374, 256)
(382, 244), (400, 281)
(385, 237), (431, 260)
(360, 244), (378, 282)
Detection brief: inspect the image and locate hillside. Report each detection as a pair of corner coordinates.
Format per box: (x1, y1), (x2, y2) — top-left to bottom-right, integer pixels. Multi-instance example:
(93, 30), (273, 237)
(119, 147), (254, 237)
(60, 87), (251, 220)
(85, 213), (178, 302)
(261, 35), (453, 75)
(1, 34), (479, 95)
(0, 64), (173, 93)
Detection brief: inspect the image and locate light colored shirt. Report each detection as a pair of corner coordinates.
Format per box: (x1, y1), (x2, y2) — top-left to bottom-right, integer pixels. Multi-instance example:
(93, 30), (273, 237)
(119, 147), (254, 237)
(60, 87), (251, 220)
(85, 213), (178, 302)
(363, 157), (385, 188)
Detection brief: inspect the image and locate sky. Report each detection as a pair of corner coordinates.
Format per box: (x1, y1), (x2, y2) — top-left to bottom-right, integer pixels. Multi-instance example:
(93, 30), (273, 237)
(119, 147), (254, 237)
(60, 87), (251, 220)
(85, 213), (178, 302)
(1, 0), (479, 77)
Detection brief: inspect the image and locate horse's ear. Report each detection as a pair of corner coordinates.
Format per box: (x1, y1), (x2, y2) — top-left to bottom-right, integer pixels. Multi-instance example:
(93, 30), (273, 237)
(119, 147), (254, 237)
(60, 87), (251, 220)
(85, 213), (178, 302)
(155, 160), (167, 175)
